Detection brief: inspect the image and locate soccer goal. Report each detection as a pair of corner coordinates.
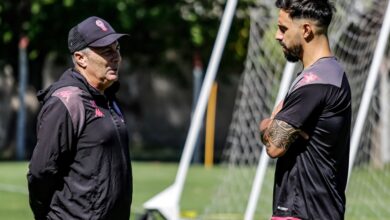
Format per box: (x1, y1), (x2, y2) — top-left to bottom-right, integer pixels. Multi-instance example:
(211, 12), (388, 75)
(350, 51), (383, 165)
(143, 0), (390, 219)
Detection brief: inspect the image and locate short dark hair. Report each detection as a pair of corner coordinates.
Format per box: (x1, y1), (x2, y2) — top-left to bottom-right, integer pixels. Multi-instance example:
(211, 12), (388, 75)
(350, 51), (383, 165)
(275, 0), (335, 28)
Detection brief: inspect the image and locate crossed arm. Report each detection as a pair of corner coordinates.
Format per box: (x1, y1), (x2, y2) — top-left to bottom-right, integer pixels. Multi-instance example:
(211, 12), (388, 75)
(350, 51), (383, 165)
(259, 102), (308, 158)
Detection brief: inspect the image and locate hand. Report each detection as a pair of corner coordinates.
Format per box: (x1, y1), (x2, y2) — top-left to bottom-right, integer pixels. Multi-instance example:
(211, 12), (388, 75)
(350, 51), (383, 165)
(271, 101), (283, 119)
(259, 118), (272, 144)
(299, 130), (309, 140)
(259, 101), (283, 144)
(259, 118), (272, 133)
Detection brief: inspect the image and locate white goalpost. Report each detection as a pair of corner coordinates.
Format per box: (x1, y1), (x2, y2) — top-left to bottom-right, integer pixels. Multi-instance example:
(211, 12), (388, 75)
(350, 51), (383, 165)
(243, 62), (295, 220)
(348, 0), (390, 178)
(144, 0), (390, 219)
(142, 0), (239, 219)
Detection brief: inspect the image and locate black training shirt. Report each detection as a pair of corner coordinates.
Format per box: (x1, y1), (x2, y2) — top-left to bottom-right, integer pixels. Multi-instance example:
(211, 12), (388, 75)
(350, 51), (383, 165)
(273, 57), (351, 220)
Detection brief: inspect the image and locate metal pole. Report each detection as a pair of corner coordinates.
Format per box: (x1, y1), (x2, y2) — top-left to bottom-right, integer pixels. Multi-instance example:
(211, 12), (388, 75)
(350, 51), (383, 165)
(380, 64), (389, 164)
(175, 0), (238, 197)
(143, 1), (238, 219)
(348, 0), (390, 181)
(191, 53), (204, 164)
(16, 36), (29, 160)
(205, 82), (218, 168)
(244, 62), (295, 220)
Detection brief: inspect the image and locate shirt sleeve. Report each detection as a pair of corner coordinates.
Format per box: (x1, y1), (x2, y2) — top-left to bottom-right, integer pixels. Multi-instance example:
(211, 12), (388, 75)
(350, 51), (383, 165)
(27, 97), (75, 220)
(275, 84), (325, 130)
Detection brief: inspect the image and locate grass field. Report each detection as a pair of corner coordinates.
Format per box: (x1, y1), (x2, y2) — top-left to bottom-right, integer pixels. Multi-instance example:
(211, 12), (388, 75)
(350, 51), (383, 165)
(1, 161), (389, 220)
(0, 161), (227, 220)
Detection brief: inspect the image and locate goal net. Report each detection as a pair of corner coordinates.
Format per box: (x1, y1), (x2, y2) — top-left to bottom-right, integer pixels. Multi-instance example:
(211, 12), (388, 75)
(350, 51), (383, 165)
(201, 0), (390, 219)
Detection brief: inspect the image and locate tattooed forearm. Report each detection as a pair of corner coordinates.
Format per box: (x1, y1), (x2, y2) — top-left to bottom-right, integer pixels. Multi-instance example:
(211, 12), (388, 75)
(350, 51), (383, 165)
(265, 119), (301, 151)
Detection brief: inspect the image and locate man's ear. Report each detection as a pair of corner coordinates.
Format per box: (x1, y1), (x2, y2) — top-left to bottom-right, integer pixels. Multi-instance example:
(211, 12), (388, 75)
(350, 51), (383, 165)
(74, 51), (88, 68)
(302, 23), (314, 41)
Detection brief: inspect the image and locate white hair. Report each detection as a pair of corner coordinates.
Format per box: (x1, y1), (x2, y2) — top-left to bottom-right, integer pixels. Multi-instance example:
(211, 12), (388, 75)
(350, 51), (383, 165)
(71, 47), (91, 65)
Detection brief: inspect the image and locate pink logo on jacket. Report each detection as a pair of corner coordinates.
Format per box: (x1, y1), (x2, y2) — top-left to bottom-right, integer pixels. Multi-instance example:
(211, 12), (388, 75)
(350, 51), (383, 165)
(56, 91), (72, 103)
(90, 100), (104, 117)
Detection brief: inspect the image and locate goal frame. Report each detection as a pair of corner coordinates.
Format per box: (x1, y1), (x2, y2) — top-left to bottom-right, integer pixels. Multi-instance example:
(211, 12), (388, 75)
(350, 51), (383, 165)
(142, 0), (238, 219)
(143, 1), (390, 219)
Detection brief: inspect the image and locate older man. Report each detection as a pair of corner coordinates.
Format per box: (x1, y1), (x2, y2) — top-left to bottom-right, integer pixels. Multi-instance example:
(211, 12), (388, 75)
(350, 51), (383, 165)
(28, 16), (132, 220)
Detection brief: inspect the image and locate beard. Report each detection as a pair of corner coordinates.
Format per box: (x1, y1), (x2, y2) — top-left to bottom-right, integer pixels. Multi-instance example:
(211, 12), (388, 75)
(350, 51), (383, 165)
(281, 42), (302, 62)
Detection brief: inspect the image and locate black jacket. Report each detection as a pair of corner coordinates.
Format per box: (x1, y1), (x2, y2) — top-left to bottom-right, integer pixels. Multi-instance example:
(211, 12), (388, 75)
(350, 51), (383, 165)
(27, 69), (132, 220)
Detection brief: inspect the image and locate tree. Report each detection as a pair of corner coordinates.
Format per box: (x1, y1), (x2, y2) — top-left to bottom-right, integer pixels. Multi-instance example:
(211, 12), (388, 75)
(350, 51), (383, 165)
(1, 0), (252, 89)
(0, 0), (253, 159)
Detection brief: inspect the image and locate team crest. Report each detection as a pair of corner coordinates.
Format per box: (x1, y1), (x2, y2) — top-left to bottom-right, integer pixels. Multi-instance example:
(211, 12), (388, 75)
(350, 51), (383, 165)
(90, 100), (104, 117)
(297, 72), (320, 87)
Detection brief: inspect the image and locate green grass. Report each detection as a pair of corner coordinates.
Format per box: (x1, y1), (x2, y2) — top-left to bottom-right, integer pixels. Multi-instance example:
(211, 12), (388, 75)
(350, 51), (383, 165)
(0, 162), (32, 220)
(1, 162), (389, 220)
(131, 162), (226, 218)
(0, 161), (226, 220)
(345, 165), (390, 220)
